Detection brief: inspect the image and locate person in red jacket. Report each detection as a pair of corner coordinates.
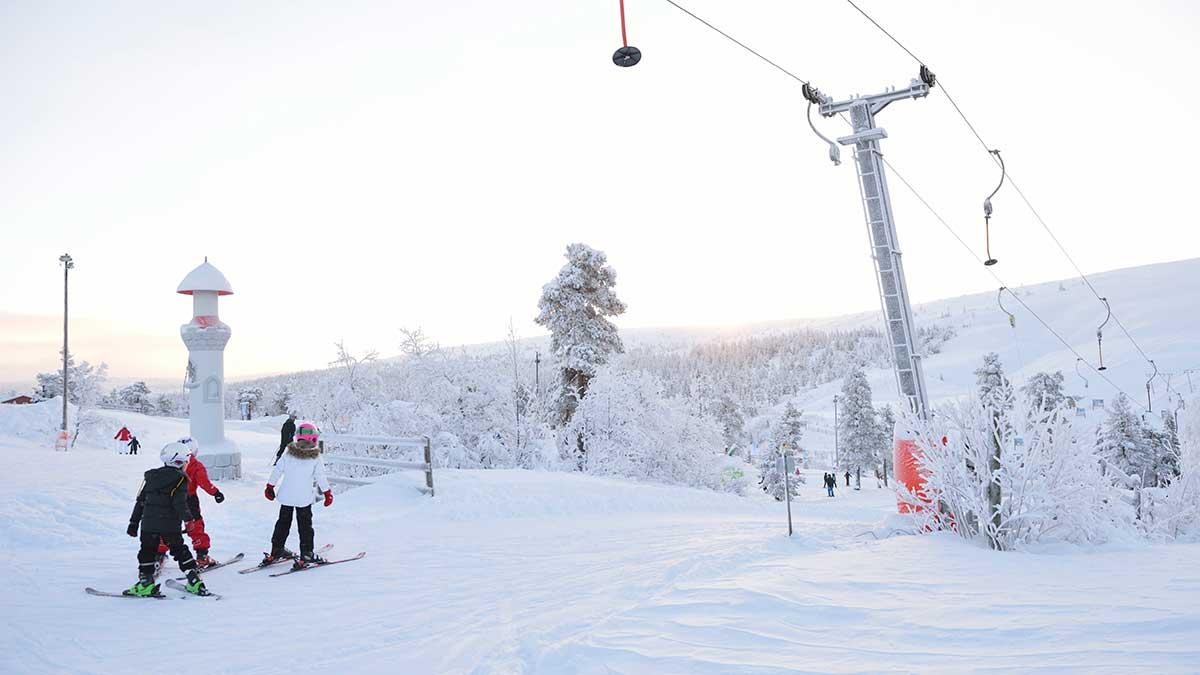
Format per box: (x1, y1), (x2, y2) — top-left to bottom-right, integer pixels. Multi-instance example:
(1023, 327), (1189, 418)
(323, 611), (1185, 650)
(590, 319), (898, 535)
(114, 426), (132, 454)
(157, 438), (225, 567)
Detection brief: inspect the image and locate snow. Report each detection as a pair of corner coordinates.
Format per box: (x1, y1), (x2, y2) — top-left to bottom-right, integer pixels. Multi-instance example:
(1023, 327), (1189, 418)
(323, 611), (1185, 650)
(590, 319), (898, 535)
(3, 404), (1200, 673)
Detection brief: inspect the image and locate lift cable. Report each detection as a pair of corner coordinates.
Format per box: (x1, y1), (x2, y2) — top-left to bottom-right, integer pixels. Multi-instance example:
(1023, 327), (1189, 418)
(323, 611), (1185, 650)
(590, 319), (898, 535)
(841, 0), (1158, 368)
(880, 155), (1149, 412)
(661, 0), (810, 86)
(641, 0), (1151, 411)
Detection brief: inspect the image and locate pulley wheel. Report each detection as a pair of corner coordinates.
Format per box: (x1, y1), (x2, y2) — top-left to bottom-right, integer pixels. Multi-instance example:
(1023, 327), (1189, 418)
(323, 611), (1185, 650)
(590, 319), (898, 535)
(613, 46), (641, 67)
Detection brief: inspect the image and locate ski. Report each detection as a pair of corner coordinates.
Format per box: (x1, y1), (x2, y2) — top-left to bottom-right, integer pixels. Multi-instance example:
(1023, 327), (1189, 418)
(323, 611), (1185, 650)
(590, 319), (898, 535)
(173, 553), (245, 580)
(85, 586), (166, 600)
(164, 578), (222, 600)
(269, 551), (366, 577)
(239, 543), (333, 574)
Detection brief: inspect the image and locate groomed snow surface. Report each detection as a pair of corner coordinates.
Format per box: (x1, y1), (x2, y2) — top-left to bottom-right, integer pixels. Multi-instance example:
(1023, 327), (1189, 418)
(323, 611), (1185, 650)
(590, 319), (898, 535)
(3, 408), (1200, 674)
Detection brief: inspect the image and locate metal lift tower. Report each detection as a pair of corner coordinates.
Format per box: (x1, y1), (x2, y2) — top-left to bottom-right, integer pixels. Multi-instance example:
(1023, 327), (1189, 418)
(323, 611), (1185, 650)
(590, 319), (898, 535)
(809, 71), (935, 421)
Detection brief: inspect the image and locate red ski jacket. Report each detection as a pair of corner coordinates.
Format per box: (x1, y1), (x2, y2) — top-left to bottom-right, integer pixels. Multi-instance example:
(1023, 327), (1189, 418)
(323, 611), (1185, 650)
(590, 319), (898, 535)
(184, 456), (219, 497)
(114, 427), (132, 441)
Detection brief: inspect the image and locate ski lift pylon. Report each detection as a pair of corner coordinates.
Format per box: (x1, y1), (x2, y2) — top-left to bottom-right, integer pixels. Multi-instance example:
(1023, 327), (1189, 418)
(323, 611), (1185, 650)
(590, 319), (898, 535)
(612, 0), (641, 67)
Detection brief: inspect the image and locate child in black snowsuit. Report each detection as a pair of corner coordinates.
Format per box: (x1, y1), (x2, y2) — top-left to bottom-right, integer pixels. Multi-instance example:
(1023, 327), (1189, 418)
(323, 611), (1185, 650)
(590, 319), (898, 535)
(126, 441), (207, 596)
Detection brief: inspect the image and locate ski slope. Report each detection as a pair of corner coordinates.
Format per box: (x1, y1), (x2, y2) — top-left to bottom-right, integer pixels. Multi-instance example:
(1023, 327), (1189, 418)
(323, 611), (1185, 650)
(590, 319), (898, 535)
(3, 405), (1200, 673)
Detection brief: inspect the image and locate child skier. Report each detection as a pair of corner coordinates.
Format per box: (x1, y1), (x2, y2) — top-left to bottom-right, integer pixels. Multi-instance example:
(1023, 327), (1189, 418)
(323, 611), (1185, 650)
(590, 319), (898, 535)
(156, 438), (226, 567)
(263, 422), (333, 570)
(127, 441), (207, 597)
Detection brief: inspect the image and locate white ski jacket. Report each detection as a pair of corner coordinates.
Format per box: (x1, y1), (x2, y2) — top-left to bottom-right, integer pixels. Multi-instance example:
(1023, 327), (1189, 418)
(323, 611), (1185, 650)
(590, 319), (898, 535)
(269, 441), (331, 507)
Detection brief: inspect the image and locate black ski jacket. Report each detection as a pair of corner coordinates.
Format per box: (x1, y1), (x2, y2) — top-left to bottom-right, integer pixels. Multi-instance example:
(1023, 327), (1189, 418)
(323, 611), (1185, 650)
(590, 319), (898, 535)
(129, 466), (193, 534)
(280, 418), (296, 447)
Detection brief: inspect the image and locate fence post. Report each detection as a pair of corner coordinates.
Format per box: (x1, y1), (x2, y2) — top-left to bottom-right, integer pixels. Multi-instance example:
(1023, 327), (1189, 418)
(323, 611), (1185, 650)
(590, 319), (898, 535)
(424, 436), (435, 497)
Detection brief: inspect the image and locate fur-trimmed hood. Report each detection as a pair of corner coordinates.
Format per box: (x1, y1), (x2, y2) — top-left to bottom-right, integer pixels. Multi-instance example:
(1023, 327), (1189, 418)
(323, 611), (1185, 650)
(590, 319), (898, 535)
(286, 440), (321, 459)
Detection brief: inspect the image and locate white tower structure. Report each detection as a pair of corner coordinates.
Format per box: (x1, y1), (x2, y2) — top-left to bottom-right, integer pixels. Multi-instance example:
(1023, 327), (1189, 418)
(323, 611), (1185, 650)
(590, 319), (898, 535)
(178, 258), (241, 479)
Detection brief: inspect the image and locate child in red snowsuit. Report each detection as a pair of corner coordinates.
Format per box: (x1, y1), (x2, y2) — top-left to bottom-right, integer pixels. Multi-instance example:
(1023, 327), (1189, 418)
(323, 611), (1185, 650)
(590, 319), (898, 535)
(158, 453), (225, 567)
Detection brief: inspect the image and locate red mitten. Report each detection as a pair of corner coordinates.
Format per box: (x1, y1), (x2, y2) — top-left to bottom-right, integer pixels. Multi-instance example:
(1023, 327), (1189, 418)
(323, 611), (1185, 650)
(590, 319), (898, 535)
(323, 490), (333, 507)
(265, 484), (276, 501)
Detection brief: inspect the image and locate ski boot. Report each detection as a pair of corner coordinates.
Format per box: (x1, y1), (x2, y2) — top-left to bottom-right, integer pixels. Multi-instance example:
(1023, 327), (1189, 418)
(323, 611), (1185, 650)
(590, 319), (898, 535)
(127, 574), (160, 598)
(194, 549), (216, 569)
(183, 569), (210, 596)
(291, 551), (329, 571)
(260, 546), (295, 567)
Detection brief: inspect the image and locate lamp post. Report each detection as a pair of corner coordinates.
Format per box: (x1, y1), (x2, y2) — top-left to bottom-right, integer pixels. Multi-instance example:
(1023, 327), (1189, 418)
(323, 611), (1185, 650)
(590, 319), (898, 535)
(58, 253), (74, 449)
(833, 394), (840, 469)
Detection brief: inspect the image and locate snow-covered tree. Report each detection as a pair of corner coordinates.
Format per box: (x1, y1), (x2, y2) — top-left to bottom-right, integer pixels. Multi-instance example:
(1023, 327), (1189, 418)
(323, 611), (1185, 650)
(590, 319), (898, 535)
(716, 394), (745, 454)
(269, 385), (292, 416)
(837, 366), (880, 487)
(758, 449), (799, 501)
(117, 381), (154, 414)
(34, 354), (108, 406)
(236, 386), (264, 418)
(875, 404), (896, 485)
(771, 401), (806, 468)
(975, 352), (1015, 416)
(565, 366), (729, 490)
(535, 243), (626, 429)
(154, 394), (176, 417)
(1021, 371), (1066, 416)
(1097, 394), (1157, 485)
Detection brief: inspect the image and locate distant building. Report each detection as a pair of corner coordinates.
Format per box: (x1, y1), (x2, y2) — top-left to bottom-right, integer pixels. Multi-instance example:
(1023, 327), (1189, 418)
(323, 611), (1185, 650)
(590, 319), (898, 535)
(2, 395), (35, 405)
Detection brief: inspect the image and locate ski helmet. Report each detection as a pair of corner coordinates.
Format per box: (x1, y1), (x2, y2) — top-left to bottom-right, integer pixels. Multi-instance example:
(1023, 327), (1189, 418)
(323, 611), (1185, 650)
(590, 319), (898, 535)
(160, 441), (191, 468)
(176, 436), (199, 456)
(296, 422), (320, 443)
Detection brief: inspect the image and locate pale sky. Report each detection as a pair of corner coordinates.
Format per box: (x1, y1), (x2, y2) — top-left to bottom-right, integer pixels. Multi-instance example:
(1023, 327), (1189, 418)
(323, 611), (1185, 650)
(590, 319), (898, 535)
(3, 0), (1199, 386)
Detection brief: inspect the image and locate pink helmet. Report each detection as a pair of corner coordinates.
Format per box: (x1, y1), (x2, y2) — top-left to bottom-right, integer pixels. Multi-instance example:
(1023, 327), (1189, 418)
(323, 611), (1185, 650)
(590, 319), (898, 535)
(296, 422), (320, 443)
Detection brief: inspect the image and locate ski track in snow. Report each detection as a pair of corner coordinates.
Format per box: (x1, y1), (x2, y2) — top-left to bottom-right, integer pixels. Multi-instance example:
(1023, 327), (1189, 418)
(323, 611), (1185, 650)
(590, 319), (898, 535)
(2, 410), (1200, 674)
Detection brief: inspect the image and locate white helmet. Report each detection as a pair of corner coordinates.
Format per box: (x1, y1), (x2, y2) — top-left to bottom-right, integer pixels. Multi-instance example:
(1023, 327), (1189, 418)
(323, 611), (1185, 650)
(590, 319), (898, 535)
(160, 441), (191, 468)
(175, 437), (199, 456)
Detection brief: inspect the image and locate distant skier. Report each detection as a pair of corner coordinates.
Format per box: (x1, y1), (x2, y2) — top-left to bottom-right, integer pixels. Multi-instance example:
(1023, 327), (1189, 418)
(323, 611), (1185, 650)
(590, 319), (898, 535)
(824, 472), (836, 497)
(114, 426), (132, 454)
(126, 441), (207, 597)
(844, 470), (851, 487)
(275, 413), (297, 464)
(263, 422), (332, 570)
(157, 438), (225, 568)
(127, 435), (140, 456)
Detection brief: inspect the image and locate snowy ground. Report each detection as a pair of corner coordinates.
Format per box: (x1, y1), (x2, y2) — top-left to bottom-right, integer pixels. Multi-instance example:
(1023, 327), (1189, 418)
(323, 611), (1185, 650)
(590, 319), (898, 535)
(3, 410), (1200, 673)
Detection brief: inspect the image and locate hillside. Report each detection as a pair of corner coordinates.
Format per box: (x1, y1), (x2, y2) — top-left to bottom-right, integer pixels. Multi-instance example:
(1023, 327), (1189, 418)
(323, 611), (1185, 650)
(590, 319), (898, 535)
(3, 405), (1200, 673)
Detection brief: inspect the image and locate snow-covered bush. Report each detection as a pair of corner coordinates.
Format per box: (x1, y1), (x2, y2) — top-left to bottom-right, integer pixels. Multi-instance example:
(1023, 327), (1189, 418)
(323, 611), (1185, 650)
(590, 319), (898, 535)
(899, 399), (1120, 549)
(1140, 399), (1200, 539)
(565, 366), (730, 491)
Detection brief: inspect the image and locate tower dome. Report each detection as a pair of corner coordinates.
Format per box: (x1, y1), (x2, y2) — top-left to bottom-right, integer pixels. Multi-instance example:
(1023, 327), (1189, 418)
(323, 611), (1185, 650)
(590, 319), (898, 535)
(177, 258), (233, 296)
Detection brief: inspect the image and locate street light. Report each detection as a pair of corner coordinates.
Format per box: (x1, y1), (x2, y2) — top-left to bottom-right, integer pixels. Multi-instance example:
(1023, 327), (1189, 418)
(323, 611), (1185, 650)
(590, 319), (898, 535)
(58, 253), (74, 450)
(833, 394), (840, 470)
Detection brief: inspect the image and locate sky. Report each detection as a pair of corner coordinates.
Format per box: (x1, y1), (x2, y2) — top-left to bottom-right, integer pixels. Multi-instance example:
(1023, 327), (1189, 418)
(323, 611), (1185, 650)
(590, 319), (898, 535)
(3, 0), (1199, 387)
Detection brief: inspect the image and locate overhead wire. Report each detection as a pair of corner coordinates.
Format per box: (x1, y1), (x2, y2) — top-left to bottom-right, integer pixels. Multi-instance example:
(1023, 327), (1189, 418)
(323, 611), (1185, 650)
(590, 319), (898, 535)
(647, 0), (1152, 410)
(840, 0), (1160, 370)
(881, 157), (1150, 411)
(661, 0), (809, 86)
